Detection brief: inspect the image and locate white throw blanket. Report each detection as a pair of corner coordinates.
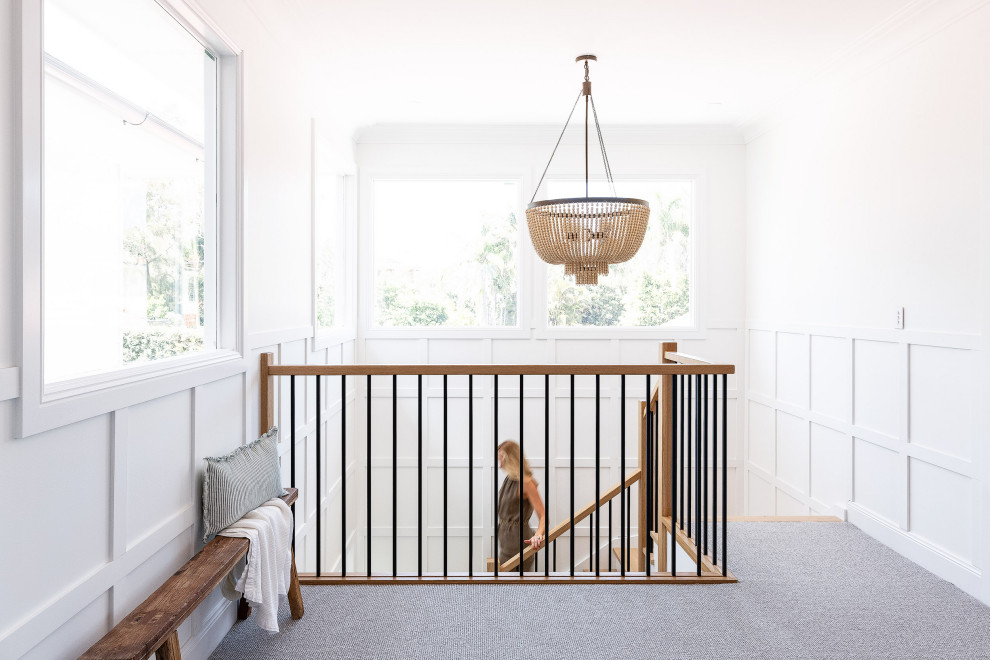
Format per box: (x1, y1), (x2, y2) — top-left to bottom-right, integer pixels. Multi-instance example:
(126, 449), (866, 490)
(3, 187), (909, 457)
(219, 497), (293, 632)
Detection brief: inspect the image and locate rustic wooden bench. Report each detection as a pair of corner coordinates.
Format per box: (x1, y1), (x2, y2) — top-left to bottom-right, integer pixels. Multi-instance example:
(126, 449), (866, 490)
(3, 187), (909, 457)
(81, 488), (304, 660)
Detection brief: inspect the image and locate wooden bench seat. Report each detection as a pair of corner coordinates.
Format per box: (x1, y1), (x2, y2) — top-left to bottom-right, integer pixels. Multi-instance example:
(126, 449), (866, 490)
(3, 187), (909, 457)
(81, 488), (303, 660)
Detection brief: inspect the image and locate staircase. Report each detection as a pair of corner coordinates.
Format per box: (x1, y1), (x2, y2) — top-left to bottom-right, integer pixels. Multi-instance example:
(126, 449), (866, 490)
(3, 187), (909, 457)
(260, 341), (735, 583)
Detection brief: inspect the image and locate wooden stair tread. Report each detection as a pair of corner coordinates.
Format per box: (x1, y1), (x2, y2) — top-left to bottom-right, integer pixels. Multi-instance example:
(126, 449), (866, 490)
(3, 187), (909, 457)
(611, 547), (647, 572)
(81, 488), (297, 660)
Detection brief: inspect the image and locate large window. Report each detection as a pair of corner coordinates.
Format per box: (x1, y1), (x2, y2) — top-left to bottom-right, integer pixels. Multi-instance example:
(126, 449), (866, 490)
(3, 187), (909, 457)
(314, 172), (345, 333)
(42, 0), (217, 384)
(372, 179), (520, 328)
(545, 179), (695, 328)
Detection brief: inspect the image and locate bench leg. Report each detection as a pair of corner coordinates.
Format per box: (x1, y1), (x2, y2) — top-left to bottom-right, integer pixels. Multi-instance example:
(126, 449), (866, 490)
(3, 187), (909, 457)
(155, 630), (181, 660)
(288, 548), (304, 619)
(237, 596), (251, 620)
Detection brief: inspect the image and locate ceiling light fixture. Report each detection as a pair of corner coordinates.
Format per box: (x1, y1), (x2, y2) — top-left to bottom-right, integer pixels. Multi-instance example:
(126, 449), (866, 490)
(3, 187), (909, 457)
(526, 55), (649, 285)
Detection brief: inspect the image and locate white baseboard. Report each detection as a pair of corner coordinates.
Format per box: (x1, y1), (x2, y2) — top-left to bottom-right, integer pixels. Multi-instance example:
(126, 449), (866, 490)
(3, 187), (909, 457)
(181, 599), (237, 660)
(846, 503), (984, 602)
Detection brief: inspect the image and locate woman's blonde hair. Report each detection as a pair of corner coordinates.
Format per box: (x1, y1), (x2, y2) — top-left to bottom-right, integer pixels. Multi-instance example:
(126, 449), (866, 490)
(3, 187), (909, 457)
(498, 440), (534, 483)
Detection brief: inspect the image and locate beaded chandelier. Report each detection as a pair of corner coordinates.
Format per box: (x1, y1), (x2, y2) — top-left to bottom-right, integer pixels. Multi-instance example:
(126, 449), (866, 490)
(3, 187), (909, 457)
(526, 55), (649, 285)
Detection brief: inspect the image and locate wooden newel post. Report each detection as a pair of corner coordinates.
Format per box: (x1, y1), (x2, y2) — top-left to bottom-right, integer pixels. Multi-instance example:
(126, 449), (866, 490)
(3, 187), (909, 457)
(260, 352), (275, 435)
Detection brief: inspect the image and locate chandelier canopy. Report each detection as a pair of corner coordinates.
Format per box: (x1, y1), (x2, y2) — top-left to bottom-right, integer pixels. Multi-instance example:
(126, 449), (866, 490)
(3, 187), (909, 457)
(526, 55), (649, 285)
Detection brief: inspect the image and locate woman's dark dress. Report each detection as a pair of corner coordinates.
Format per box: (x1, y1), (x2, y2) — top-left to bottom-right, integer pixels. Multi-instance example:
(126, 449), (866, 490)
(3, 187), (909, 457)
(497, 477), (535, 571)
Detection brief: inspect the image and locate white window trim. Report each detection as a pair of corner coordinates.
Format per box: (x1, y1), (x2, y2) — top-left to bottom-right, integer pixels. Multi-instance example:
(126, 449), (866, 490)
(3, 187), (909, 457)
(18, 0), (244, 437)
(311, 121), (358, 350)
(532, 170), (708, 340)
(359, 169), (532, 339)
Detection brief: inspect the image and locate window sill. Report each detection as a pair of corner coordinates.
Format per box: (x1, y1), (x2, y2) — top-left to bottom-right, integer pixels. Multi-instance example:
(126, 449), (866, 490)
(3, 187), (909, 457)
(533, 325), (706, 340)
(311, 328), (358, 351)
(44, 349), (242, 401)
(361, 327), (531, 341)
(21, 349), (246, 438)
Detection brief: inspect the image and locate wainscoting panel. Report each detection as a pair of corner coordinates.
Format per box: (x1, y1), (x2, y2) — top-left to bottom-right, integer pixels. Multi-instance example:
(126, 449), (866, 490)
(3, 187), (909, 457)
(126, 390), (194, 549)
(745, 322), (982, 598)
(853, 339), (903, 439)
(909, 458), (975, 562)
(909, 345), (975, 461)
(776, 332), (809, 408)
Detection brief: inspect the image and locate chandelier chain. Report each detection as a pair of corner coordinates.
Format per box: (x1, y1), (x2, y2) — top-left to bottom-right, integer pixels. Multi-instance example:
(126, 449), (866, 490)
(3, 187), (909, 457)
(529, 89), (583, 205)
(590, 95), (617, 197)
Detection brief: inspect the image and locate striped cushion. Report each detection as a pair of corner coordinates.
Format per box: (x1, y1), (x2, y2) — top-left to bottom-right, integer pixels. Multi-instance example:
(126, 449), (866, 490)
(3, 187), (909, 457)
(202, 427), (286, 543)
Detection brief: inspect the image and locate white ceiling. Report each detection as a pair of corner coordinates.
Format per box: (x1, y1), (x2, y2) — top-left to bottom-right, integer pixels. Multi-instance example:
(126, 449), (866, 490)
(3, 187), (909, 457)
(246, 0), (917, 132)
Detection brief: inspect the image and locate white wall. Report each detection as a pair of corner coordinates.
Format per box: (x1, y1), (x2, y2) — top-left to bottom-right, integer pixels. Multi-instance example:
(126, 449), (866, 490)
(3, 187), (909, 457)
(0, 1), (356, 658)
(744, 3), (990, 604)
(354, 127), (748, 571)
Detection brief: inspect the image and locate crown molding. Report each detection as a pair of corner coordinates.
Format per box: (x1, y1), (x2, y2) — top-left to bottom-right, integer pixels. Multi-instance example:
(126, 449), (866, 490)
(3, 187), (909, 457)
(741, 0), (990, 142)
(355, 123), (746, 146)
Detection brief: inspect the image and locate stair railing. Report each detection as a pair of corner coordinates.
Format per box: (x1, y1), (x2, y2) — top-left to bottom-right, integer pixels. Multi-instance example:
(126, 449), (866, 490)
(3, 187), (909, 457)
(651, 342), (733, 579)
(258, 341), (734, 583)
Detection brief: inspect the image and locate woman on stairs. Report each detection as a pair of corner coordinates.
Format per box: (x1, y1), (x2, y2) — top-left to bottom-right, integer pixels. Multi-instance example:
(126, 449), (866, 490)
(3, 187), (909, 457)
(497, 440), (546, 572)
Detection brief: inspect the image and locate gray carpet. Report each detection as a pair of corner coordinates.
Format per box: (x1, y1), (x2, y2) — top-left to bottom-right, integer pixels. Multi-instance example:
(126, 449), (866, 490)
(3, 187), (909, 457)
(210, 523), (990, 659)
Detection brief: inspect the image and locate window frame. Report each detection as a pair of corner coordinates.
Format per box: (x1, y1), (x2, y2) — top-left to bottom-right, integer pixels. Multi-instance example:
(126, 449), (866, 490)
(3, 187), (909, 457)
(533, 171), (708, 340)
(359, 169), (531, 339)
(311, 121), (357, 350)
(19, 0), (244, 437)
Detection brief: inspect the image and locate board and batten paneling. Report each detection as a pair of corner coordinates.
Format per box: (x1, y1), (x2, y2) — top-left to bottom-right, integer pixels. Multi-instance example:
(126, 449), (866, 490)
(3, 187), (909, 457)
(744, 323), (981, 597)
(0, 333), (356, 659)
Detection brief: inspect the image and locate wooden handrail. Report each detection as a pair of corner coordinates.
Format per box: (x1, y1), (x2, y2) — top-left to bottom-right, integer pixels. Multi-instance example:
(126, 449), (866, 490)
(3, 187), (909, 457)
(655, 517), (718, 574)
(663, 351), (714, 366)
(499, 469), (642, 571)
(266, 363), (734, 377)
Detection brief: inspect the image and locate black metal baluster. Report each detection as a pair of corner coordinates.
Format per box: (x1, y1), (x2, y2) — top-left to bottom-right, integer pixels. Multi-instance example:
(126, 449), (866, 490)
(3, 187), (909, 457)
(392, 374), (397, 577)
(544, 374), (550, 577)
(366, 374), (371, 577)
(341, 374), (346, 578)
(553, 540), (557, 572)
(671, 374), (678, 577)
(570, 374), (575, 576)
(712, 374), (718, 568)
(519, 374), (527, 577)
(418, 374), (423, 577)
(290, 376), (296, 554)
(703, 374), (708, 558)
(646, 375), (651, 577)
(680, 370), (685, 532)
(468, 374), (473, 577)
(655, 394), (660, 535)
(494, 374), (499, 577)
(316, 375), (322, 578)
(608, 498), (612, 573)
(722, 373), (728, 576)
(620, 374), (626, 576)
(687, 374), (692, 539)
(443, 374), (448, 577)
(695, 374), (702, 577)
(594, 374), (600, 576)
(519, 373), (525, 577)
